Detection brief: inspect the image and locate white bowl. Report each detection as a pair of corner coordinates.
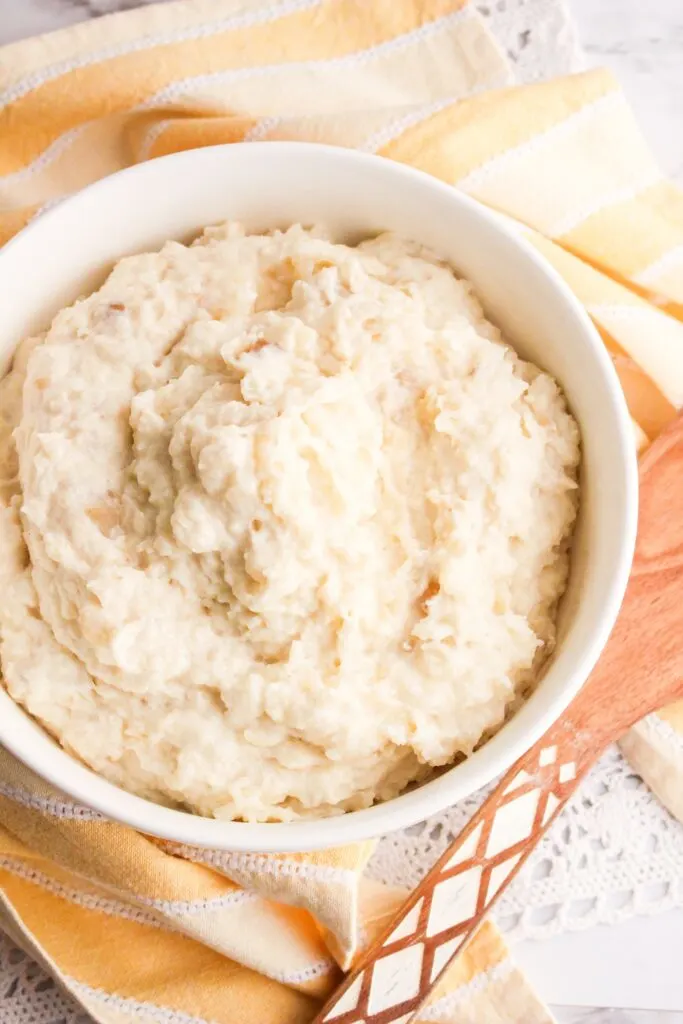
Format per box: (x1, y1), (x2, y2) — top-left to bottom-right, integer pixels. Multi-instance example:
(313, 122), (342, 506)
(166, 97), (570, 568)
(0, 143), (637, 851)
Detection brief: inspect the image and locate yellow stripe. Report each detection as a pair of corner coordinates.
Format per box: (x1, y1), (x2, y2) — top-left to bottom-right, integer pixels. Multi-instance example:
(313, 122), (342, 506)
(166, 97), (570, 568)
(139, 9), (488, 119)
(522, 227), (641, 306)
(0, 0), (463, 173)
(658, 701), (683, 733)
(560, 180), (683, 283)
(0, 117), (131, 213)
(1, 9), (505, 207)
(451, 93), (660, 239)
(0, 846), (336, 998)
(595, 326), (677, 438)
(432, 920), (507, 997)
(147, 111), (379, 159)
(0, 797), (243, 902)
(0, 204), (36, 244)
(589, 304), (683, 408)
(0, 0), (291, 91)
(382, 68), (616, 182)
(511, 229), (679, 425)
(0, 870), (317, 1023)
(146, 114), (259, 158)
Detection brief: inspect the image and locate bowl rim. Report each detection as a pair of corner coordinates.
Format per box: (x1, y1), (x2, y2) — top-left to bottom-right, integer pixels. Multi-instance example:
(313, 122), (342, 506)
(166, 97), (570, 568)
(0, 141), (639, 851)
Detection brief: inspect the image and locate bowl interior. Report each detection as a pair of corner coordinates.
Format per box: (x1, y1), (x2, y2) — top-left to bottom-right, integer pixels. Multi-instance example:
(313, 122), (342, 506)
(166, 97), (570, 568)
(0, 143), (637, 850)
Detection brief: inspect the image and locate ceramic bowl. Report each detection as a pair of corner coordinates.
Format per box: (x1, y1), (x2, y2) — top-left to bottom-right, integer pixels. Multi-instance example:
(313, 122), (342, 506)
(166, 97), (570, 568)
(0, 143), (638, 850)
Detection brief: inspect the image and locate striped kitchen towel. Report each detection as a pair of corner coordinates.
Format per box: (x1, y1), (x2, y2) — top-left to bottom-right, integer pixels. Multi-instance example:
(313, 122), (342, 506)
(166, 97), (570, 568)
(1, 1), (683, 1022)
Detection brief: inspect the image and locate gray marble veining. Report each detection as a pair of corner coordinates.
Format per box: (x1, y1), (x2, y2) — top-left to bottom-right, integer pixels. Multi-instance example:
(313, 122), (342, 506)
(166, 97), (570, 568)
(572, 0), (683, 184)
(0, 2), (682, 1022)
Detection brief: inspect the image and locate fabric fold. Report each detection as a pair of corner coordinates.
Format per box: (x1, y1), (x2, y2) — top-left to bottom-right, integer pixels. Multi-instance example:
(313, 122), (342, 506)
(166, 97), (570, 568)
(1, 1), (682, 1021)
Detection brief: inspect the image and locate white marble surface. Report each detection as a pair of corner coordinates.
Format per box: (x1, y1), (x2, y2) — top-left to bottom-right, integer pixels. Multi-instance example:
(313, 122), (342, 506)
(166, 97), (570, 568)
(524, 10), (683, 1014)
(572, 0), (683, 185)
(0, 2), (683, 1023)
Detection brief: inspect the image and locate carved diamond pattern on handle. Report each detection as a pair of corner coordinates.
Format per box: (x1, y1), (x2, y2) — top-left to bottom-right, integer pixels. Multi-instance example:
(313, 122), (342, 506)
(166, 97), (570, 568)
(317, 736), (586, 1024)
(313, 413), (683, 1024)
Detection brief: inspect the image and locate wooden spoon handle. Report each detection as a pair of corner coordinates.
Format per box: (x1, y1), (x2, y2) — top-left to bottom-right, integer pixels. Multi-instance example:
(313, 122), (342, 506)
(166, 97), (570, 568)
(314, 411), (683, 1024)
(313, 717), (594, 1024)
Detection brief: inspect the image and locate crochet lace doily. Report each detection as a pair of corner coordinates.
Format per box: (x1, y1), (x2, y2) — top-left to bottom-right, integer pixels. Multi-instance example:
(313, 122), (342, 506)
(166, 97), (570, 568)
(7, 3), (670, 1023)
(370, 744), (683, 942)
(4, 744), (683, 1024)
(476, 0), (583, 80)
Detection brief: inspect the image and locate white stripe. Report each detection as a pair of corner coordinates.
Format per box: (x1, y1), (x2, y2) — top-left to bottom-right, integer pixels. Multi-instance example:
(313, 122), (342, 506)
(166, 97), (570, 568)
(167, 844), (356, 886)
(68, 980), (222, 1024)
(0, 856), (167, 930)
(457, 92), (623, 195)
(0, 781), (105, 820)
(141, 110), (302, 161)
(0, 857), (336, 992)
(586, 302), (683, 406)
(418, 958), (515, 1021)
(639, 712), (683, 754)
(0, 126), (89, 190)
(242, 115), (288, 143)
(358, 74), (512, 154)
(544, 168), (662, 238)
(30, 191), (77, 221)
(139, 889), (255, 915)
(271, 957), (335, 985)
(0, 0), (325, 111)
(68, 963), (335, 1020)
(0, 854), (256, 920)
(359, 97), (459, 154)
(5, 6), (474, 197)
(141, 7), (474, 111)
(634, 243), (683, 288)
(137, 118), (176, 162)
(145, 92), (462, 158)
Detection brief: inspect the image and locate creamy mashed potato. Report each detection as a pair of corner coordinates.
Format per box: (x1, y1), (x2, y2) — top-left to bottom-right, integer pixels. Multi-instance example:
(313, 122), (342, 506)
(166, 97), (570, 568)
(0, 224), (579, 821)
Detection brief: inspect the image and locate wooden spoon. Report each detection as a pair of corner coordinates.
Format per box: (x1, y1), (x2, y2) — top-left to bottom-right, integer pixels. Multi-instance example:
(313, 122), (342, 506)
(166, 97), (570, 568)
(313, 413), (683, 1024)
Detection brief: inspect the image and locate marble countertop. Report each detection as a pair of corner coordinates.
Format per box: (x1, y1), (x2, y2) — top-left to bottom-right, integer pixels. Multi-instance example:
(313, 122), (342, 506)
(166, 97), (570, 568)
(0, 2), (682, 1023)
(572, 0), (683, 185)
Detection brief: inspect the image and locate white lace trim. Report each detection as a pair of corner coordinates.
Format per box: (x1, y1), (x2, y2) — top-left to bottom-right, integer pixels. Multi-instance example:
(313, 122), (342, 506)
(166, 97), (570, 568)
(164, 845), (356, 887)
(35, 5), (478, 184)
(0, 858), (169, 932)
(635, 242), (683, 287)
(457, 91), (622, 194)
(9, 4), (679, 1023)
(0, 782), (105, 821)
(358, 79), (515, 153)
(0, 0), (326, 110)
(270, 957), (336, 986)
(370, 745), (683, 943)
(0, 933), (93, 1024)
(0, 126), (89, 188)
(242, 116), (283, 144)
(68, 979), (221, 1024)
(418, 958), (515, 1021)
(0, 855), (257, 923)
(544, 167), (663, 237)
(192, 76), (514, 158)
(141, 7), (477, 108)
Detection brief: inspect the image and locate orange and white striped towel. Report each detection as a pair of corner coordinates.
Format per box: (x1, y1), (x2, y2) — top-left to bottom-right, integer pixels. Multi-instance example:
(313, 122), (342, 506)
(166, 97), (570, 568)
(1, 2), (683, 1022)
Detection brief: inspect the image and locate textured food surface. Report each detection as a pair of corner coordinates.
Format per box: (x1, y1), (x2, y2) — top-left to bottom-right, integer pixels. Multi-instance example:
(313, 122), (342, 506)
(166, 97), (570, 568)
(0, 224), (580, 821)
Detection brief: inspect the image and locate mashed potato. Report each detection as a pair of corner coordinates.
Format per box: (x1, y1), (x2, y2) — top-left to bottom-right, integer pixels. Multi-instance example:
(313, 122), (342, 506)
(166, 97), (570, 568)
(0, 224), (579, 821)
